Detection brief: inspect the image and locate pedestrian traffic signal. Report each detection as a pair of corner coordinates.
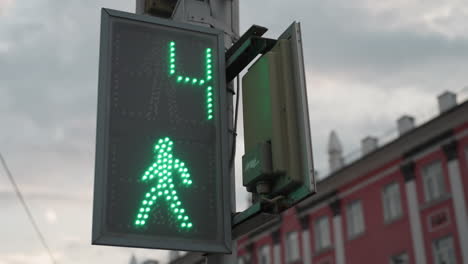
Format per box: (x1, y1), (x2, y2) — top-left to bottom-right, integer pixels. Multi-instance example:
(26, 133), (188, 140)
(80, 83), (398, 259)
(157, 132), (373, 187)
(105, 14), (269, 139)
(92, 9), (231, 253)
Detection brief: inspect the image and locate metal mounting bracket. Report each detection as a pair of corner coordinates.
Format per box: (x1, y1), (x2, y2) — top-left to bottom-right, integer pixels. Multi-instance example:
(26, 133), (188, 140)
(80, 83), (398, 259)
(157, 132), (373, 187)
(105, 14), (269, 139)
(225, 25), (277, 82)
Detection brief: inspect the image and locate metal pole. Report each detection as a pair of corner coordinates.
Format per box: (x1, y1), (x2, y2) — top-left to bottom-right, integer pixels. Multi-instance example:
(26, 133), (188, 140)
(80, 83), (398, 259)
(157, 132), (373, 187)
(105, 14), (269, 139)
(136, 1), (239, 263)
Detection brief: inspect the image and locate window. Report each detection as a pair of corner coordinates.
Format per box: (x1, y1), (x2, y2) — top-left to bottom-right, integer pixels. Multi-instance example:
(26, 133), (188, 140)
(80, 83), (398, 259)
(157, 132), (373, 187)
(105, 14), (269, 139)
(382, 182), (403, 222)
(237, 254), (250, 264)
(257, 245), (271, 264)
(285, 231), (300, 263)
(422, 161), (446, 202)
(390, 252), (409, 264)
(433, 236), (456, 264)
(314, 216), (331, 251)
(346, 200), (365, 238)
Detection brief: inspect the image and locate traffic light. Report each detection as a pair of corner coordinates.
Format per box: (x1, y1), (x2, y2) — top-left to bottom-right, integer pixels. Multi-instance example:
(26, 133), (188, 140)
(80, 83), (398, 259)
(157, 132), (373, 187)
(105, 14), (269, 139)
(242, 22), (315, 205)
(92, 9), (231, 253)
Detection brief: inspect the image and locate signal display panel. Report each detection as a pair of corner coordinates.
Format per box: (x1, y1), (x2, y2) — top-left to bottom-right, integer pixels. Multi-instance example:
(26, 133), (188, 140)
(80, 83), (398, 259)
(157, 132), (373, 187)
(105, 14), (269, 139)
(93, 9), (230, 253)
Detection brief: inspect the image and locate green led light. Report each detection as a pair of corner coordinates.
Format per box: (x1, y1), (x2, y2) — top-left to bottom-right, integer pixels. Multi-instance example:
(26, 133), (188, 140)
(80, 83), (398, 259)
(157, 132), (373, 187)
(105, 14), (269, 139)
(134, 137), (195, 230)
(167, 42), (215, 121)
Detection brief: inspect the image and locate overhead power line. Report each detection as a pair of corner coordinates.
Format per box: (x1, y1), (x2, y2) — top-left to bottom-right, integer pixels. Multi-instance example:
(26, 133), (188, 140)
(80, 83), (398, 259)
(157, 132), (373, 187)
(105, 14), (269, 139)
(0, 153), (58, 264)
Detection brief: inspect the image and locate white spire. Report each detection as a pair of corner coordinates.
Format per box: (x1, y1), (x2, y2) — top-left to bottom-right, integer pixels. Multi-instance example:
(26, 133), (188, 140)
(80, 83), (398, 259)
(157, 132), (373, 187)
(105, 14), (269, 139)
(129, 254), (138, 264)
(328, 130), (344, 173)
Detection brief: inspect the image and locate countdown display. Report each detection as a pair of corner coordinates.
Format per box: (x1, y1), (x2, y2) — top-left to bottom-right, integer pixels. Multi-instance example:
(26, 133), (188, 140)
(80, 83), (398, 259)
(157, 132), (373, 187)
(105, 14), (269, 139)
(92, 9), (231, 253)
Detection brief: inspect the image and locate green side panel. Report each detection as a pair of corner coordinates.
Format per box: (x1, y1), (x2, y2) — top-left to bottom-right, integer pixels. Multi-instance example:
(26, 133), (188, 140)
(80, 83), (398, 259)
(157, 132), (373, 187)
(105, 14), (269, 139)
(242, 52), (276, 154)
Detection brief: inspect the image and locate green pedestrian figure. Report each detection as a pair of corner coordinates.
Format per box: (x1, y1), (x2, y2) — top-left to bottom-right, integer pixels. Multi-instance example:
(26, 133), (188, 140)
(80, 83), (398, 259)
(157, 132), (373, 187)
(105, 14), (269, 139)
(134, 137), (194, 230)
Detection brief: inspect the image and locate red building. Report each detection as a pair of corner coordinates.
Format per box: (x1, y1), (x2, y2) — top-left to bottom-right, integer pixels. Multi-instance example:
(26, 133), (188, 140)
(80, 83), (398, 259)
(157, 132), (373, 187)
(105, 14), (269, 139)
(237, 92), (468, 264)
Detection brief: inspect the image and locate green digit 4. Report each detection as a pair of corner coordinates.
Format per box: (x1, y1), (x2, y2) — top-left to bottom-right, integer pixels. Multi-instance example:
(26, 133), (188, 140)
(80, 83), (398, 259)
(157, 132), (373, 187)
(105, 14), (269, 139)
(168, 41), (214, 120)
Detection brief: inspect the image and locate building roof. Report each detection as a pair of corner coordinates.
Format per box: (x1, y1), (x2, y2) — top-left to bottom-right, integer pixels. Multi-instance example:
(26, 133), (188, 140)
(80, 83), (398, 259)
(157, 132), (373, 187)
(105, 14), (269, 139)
(296, 99), (468, 215)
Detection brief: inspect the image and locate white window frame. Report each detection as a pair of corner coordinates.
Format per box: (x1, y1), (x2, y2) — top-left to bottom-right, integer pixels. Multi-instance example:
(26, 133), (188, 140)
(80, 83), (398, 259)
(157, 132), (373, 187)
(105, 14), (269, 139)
(382, 182), (403, 222)
(257, 244), (271, 264)
(389, 252), (409, 264)
(285, 231), (300, 263)
(432, 236), (456, 264)
(314, 216), (331, 251)
(346, 200), (365, 238)
(422, 160), (446, 202)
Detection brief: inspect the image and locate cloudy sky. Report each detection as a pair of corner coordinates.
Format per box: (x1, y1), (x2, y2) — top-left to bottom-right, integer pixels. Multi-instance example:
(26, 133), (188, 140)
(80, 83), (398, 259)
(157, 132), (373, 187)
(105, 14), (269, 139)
(0, 0), (467, 263)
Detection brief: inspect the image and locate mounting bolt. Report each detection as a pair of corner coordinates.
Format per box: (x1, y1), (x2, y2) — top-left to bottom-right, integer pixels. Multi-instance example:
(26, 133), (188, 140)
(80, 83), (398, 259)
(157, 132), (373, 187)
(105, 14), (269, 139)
(256, 181), (271, 195)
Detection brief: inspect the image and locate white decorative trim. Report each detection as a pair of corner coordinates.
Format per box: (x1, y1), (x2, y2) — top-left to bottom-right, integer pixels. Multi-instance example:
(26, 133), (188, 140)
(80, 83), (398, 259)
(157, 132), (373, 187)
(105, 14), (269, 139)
(446, 159), (468, 263)
(302, 229), (312, 264)
(405, 181), (427, 264)
(332, 215), (345, 264)
(273, 244), (281, 264)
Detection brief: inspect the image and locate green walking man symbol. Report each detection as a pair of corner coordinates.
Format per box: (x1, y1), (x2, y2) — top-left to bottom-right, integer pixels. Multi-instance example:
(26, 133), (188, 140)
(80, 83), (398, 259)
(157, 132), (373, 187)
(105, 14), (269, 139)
(134, 137), (194, 230)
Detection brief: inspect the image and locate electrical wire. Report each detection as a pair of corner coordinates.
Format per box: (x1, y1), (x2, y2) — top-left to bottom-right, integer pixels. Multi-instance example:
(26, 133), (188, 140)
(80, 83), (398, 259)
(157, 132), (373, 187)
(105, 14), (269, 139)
(0, 153), (57, 264)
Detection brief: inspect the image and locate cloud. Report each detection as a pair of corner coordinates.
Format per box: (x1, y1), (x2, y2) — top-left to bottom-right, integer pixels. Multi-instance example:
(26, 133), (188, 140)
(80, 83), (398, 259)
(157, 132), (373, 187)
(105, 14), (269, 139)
(0, 0), (13, 15)
(44, 208), (58, 224)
